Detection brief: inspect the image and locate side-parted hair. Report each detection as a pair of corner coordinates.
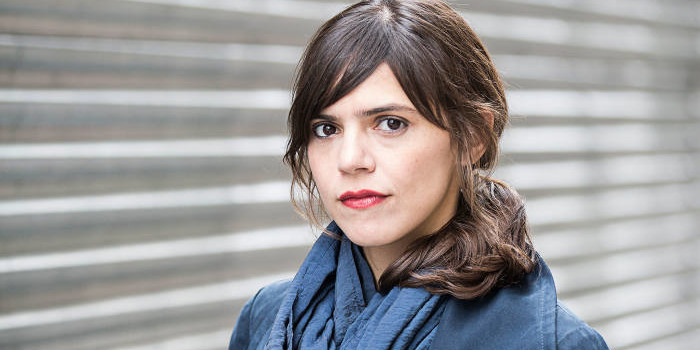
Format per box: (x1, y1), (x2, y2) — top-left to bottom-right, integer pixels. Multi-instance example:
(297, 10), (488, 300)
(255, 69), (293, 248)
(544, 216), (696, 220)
(284, 0), (537, 299)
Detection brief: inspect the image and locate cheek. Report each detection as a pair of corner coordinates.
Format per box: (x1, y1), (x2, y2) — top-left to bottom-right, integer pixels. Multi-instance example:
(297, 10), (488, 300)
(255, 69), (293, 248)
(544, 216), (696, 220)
(307, 146), (321, 176)
(307, 142), (328, 174)
(392, 138), (454, 185)
(307, 145), (334, 198)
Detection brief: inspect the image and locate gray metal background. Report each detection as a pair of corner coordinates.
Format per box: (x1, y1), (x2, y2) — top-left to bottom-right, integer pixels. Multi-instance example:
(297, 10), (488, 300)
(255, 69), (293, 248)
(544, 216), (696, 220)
(0, 0), (699, 349)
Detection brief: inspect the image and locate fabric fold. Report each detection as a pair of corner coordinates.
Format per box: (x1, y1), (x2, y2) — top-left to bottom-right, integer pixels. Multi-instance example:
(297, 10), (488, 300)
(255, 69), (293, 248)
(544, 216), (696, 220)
(264, 222), (446, 350)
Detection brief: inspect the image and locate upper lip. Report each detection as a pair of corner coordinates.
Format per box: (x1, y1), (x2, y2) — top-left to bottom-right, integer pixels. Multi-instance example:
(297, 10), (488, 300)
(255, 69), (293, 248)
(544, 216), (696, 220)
(338, 190), (388, 201)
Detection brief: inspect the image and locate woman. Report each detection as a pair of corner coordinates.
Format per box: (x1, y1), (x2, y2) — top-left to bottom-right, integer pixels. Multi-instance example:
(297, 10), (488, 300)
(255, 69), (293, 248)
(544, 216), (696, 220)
(229, 0), (609, 349)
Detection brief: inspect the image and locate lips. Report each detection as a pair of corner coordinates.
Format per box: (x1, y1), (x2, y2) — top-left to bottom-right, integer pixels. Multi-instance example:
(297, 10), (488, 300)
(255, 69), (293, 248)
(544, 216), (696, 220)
(339, 190), (388, 209)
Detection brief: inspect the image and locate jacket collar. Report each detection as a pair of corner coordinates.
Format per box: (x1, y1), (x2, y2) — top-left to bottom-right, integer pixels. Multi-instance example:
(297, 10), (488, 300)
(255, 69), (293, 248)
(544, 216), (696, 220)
(430, 256), (557, 350)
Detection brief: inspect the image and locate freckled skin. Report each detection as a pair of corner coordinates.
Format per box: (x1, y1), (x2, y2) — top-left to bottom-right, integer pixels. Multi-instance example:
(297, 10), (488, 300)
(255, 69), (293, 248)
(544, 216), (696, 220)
(307, 63), (461, 279)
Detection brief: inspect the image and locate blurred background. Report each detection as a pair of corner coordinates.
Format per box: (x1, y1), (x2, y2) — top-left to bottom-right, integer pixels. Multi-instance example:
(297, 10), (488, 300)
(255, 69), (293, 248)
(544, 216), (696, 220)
(0, 0), (699, 349)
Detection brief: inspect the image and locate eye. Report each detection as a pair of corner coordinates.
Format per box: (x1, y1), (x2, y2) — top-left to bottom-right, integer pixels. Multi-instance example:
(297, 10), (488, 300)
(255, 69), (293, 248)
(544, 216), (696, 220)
(312, 123), (338, 138)
(376, 117), (407, 132)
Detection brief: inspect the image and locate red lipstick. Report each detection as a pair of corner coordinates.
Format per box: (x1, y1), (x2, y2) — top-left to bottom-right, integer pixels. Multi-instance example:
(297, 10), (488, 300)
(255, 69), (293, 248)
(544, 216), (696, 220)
(339, 190), (387, 209)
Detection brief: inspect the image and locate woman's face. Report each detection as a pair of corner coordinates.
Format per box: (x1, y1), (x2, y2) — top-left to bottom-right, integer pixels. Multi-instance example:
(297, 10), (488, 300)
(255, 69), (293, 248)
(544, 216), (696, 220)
(307, 63), (461, 250)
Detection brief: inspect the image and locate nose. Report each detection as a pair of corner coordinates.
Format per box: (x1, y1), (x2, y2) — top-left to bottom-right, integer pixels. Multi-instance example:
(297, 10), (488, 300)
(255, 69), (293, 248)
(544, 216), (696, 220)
(337, 131), (375, 174)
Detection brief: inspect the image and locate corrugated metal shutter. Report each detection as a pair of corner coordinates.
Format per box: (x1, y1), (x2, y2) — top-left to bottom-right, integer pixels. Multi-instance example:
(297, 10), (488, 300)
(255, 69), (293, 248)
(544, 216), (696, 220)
(0, 1), (698, 349)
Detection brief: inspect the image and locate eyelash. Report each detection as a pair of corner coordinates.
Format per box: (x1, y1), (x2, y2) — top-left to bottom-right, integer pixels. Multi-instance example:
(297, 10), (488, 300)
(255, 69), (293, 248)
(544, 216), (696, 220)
(375, 117), (408, 133)
(311, 122), (338, 138)
(310, 116), (409, 139)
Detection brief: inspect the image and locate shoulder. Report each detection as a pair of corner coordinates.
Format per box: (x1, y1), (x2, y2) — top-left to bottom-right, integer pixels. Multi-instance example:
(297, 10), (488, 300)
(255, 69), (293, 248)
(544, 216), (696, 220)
(432, 257), (609, 350)
(555, 301), (609, 350)
(433, 294), (609, 350)
(248, 279), (292, 320)
(228, 279), (292, 350)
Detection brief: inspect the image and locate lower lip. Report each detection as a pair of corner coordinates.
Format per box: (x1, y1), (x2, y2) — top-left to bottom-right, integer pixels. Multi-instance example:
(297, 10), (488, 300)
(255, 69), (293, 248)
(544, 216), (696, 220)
(341, 196), (386, 209)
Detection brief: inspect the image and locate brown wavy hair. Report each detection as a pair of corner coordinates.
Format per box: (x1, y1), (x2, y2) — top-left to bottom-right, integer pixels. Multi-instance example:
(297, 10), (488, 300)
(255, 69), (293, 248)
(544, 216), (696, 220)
(283, 0), (537, 299)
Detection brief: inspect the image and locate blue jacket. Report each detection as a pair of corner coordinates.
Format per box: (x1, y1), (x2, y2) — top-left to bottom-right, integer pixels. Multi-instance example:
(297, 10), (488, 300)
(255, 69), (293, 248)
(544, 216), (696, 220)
(229, 257), (609, 349)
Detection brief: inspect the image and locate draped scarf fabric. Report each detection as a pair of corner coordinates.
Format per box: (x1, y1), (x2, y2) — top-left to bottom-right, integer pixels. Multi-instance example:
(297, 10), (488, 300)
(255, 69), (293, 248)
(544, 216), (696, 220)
(265, 222), (447, 350)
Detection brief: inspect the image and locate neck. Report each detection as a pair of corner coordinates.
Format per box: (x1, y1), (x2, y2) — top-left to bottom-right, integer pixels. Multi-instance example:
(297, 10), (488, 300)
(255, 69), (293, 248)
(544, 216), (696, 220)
(361, 247), (389, 288)
(361, 239), (413, 288)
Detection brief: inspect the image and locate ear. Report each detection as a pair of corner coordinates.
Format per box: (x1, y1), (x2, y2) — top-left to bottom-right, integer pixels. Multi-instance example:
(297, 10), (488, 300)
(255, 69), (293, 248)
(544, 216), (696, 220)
(468, 110), (495, 165)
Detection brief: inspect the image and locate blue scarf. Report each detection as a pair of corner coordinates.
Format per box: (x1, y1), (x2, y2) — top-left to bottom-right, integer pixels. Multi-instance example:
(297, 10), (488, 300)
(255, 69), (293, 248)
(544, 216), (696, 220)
(265, 222), (447, 350)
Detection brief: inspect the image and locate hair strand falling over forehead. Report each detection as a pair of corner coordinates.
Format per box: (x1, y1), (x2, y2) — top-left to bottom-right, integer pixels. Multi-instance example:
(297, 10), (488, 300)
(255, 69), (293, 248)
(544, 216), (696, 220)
(284, 0), (537, 300)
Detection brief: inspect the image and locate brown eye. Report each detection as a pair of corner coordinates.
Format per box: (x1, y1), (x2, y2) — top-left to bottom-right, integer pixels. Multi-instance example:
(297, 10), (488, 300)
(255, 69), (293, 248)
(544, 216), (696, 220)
(312, 123), (338, 138)
(377, 117), (407, 132)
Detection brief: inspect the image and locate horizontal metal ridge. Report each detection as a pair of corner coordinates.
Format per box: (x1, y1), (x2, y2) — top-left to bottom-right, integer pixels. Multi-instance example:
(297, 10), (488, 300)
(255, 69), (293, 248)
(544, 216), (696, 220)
(0, 181), (290, 216)
(0, 34), (303, 64)
(0, 225), (312, 274)
(0, 271), (294, 331)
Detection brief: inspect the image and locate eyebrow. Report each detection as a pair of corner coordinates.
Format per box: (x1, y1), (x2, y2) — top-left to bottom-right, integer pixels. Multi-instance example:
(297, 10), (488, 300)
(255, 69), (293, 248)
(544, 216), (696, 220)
(315, 104), (418, 121)
(360, 104), (418, 117)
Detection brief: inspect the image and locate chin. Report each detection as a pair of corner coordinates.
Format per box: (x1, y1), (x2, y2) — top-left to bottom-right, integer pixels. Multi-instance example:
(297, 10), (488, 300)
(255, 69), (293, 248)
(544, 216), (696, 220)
(335, 220), (399, 247)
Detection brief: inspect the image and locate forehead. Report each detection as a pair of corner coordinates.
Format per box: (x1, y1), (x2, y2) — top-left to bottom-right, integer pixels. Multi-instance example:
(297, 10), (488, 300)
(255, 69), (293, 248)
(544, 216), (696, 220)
(320, 63), (416, 116)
